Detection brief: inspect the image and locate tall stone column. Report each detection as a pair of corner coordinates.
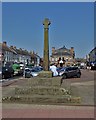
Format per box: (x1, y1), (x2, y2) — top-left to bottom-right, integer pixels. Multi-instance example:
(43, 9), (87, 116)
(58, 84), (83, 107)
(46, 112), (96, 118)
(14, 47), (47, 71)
(43, 18), (51, 71)
(38, 18), (52, 77)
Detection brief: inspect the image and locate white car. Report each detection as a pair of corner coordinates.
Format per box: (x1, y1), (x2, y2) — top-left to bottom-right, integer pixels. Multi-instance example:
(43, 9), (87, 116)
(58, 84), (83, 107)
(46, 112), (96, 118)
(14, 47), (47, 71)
(24, 68), (39, 77)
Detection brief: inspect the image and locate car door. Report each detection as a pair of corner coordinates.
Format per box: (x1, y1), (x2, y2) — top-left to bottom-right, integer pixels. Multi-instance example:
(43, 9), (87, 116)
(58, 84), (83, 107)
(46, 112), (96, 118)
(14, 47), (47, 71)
(71, 67), (77, 76)
(66, 67), (73, 77)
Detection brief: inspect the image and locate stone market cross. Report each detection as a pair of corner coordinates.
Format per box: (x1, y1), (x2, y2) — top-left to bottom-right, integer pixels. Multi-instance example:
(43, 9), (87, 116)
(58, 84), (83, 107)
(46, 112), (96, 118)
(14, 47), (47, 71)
(43, 18), (51, 71)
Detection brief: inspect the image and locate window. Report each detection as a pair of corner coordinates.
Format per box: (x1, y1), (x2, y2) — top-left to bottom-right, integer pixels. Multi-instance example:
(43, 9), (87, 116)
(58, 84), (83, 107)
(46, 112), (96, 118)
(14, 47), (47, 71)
(63, 57), (64, 61)
(52, 58), (54, 61)
(59, 57), (61, 61)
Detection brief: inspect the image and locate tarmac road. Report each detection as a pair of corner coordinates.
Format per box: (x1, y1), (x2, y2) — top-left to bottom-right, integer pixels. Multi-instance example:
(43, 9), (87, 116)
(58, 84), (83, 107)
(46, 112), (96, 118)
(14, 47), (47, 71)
(0, 76), (23, 87)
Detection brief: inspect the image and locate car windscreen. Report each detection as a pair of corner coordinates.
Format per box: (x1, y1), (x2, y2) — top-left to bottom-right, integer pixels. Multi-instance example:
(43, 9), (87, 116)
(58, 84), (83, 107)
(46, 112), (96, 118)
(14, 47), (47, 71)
(25, 69), (30, 72)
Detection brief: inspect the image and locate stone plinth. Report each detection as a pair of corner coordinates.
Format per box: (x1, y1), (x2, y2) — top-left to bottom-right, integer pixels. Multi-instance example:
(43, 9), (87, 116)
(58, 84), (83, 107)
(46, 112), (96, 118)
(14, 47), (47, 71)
(38, 71), (52, 78)
(2, 77), (81, 105)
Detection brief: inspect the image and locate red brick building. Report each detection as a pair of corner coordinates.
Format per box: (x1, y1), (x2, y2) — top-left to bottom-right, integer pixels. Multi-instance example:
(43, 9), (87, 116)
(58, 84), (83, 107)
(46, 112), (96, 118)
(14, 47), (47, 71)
(50, 46), (75, 67)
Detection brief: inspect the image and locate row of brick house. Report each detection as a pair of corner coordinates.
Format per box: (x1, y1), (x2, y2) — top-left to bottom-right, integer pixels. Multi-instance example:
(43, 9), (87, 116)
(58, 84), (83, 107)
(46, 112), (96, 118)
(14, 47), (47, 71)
(0, 41), (41, 66)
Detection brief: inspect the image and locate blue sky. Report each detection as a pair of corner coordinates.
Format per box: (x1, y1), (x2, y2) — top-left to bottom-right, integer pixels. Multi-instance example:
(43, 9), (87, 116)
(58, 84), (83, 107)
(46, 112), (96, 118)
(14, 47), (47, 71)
(2, 2), (94, 58)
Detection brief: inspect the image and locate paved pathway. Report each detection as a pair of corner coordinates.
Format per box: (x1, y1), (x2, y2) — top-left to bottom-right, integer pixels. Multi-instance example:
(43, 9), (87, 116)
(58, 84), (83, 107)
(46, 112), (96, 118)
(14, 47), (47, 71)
(2, 104), (94, 118)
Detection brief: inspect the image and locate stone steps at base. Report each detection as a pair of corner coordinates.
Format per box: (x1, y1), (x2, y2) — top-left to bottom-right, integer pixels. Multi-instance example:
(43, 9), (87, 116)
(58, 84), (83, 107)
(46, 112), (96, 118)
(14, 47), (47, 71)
(14, 86), (70, 96)
(2, 95), (81, 104)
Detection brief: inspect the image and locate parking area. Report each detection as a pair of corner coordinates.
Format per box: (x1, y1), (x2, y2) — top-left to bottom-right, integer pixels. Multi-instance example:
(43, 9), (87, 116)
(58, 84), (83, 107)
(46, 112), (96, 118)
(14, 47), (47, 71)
(0, 69), (95, 87)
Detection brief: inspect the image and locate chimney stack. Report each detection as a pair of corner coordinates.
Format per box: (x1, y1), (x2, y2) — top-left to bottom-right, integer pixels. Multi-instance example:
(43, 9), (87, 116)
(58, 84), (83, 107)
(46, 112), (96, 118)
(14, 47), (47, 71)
(19, 48), (22, 51)
(70, 47), (74, 53)
(3, 41), (7, 46)
(10, 46), (13, 48)
(14, 46), (16, 49)
(52, 47), (55, 54)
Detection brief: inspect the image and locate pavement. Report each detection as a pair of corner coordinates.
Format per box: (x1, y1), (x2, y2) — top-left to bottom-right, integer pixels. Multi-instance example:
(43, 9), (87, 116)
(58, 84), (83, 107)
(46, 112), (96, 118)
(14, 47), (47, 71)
(2, 103), (95, 118)
(0, 76), (24, 87)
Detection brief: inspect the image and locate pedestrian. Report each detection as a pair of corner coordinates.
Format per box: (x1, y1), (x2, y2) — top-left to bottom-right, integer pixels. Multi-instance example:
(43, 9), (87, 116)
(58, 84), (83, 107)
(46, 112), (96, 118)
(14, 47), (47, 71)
(50, 63), (58, 77)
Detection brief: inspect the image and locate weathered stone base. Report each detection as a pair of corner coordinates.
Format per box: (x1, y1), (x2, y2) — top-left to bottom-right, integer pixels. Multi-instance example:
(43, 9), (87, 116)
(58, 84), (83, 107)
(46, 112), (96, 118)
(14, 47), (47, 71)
(2, 77), (81, 105)
(38, 71), (53, 78)
(2, 86), (81, 104)
(2, 96), (81, 104)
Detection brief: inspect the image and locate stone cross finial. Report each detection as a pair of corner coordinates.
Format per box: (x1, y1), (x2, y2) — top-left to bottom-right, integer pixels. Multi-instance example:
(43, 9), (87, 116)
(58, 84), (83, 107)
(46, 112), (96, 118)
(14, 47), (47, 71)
(43, 18), (51, 29)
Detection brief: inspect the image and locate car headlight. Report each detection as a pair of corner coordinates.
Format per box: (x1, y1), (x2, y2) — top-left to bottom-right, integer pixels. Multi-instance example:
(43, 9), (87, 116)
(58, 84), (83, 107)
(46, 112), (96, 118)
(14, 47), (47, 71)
(0, 71), (2, 74)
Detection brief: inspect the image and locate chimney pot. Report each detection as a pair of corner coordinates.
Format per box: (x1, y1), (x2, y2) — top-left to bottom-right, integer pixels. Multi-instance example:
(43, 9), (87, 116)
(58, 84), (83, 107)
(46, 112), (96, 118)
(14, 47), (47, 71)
(3, 41), (7, 46)
(14, 46), (16, 49)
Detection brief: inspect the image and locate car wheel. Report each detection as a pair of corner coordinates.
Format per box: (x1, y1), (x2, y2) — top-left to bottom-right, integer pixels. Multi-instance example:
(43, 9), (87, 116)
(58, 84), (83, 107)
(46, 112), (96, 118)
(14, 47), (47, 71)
(62, 74), (67, 79)
(77, 73), (81, 78)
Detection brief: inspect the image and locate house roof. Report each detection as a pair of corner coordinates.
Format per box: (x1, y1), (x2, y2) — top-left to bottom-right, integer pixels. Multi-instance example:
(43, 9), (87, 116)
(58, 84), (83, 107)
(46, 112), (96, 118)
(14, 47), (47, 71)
(57, 46), (68, 51)
(10, 47), (31, 56)
(0, 43), (14, 53)
(0, 42), (40, 58)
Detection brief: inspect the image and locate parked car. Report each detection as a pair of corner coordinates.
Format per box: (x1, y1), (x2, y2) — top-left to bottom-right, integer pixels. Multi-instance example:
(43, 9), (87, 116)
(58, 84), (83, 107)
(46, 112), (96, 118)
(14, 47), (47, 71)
(0, 68), (2, 80)
(59, 66), (81, 79)
(18, 62), (24, 70)
(58, 67), (66, 76)
(2, 65), (14, 79)
(33, 66), (43, 72)
(24, 67), (41, 78)
(24, 69), (32, 78)
(90, 61), (96, 70)
(56, 67), (63, 73)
